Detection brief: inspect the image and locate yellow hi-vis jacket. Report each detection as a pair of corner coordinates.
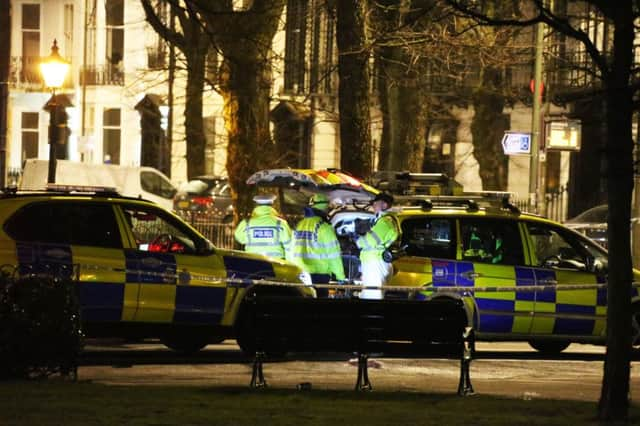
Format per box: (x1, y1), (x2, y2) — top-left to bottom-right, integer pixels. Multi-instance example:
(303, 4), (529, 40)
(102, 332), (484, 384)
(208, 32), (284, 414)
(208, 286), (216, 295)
(234, 205), (292, 259)
(356, 212), (400, 263)
(289, 212), (346, 280)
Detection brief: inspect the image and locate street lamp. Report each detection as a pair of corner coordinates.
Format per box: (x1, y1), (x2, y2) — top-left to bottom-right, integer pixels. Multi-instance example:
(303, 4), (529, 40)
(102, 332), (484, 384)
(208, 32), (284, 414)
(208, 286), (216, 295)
(40, 39), (70, 184)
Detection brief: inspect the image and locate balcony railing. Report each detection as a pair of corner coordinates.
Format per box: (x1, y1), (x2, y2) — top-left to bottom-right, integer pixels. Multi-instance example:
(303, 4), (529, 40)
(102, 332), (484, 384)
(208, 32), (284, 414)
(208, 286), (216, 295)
(79, 65), (124, 86)
(10, 56), (74, 89)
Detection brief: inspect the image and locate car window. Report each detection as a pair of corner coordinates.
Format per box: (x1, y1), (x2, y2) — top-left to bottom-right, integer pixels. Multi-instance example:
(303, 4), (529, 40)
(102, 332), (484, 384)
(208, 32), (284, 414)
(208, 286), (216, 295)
(460, 218), (523, 265)
(400, 217), (456, 259)
(181, 179), (209, 194)
(4, 201), (122, 248)
(121, 205), (199, 254)
(141, 171), (177, 199)
(526, 222), (603, 270)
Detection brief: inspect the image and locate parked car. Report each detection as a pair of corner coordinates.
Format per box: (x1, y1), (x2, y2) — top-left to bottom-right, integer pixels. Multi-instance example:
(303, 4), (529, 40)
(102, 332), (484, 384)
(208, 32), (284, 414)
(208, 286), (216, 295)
(0, 186), (313, 354)
(564, 204), (609, 248)
(174, 176), (233, 220)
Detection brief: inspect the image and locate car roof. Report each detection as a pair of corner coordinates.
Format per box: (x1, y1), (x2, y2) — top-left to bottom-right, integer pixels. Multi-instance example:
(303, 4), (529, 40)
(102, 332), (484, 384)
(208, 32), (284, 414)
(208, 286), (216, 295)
(0, 186), (158, 206)
(391, 196), (550, 223)
(566, 204), (608, 224)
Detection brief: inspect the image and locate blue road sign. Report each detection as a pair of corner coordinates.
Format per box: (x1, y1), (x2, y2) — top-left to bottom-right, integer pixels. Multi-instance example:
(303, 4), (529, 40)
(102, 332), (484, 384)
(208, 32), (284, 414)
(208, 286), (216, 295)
(501, 132), (532, 155)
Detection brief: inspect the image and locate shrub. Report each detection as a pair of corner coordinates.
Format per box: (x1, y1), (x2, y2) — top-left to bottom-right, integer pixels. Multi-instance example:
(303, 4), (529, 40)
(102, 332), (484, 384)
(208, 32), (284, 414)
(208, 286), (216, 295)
(0, 266), (83, 380)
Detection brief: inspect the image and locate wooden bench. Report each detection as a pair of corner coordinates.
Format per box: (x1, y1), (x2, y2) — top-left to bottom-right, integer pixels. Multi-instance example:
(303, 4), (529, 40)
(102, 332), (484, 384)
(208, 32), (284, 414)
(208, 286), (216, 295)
(243, 295), (475, 395)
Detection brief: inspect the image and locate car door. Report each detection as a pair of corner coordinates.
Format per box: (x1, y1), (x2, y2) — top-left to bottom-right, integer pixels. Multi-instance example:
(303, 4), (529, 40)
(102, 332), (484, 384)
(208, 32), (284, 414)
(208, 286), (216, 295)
(523, 221), (606, 339)
(389, 216), (458, 298)
(457, 217), (533, 335)
(4, 200), (132, 322)
(118, 203), (230, 326)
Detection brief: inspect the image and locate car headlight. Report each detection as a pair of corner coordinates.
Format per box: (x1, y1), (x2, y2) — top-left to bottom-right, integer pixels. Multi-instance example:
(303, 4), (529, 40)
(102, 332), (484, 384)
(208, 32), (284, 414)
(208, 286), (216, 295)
(298, 271), (313, 286)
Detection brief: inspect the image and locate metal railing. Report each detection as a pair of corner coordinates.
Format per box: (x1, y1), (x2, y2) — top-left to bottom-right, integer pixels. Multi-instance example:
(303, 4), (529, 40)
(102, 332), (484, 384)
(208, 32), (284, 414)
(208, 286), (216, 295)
(9, 56), (74, 89)
(512, 186), (569, 222)
(176, 211), (236, 249)
(80, 65), (124, 86)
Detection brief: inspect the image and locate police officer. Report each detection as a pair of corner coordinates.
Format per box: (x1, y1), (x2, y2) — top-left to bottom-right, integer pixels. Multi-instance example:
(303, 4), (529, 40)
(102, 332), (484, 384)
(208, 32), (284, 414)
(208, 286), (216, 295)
(289, 193), (345, 297)
(234, 194), (292, 259)
(356, 192), (399, 300)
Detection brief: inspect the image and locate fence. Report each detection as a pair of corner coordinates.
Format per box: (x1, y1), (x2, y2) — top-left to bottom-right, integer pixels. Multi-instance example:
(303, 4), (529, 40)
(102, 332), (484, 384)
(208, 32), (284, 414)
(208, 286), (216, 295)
(512, 185), (569, 223)
(177, 212), (236, 249)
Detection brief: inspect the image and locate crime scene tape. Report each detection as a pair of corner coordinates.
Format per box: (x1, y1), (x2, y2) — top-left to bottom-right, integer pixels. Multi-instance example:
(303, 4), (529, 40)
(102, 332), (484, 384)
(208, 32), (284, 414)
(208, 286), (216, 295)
(21, 263), (640, 294)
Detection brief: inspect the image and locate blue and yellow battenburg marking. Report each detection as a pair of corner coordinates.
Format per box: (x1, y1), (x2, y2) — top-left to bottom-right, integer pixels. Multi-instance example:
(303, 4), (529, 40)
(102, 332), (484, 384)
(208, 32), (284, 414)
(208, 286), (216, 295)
(411, 258), (626, 337)
(15, 242), (280, 328)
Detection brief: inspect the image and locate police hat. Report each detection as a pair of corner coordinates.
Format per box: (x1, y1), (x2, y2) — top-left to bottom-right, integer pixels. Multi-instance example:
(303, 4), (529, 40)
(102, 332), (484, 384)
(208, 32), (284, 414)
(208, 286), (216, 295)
(373, 192), (394, 206)
(253, 194), (276, 205)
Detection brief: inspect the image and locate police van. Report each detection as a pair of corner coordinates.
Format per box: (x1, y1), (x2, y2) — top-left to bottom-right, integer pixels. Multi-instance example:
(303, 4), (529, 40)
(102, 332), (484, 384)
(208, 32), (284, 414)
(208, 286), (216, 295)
(0, 186), (313, 353)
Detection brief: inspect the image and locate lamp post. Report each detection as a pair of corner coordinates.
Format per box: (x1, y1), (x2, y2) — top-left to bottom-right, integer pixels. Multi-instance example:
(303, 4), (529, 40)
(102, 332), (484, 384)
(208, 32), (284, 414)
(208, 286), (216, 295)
(40, 39), (69, 184)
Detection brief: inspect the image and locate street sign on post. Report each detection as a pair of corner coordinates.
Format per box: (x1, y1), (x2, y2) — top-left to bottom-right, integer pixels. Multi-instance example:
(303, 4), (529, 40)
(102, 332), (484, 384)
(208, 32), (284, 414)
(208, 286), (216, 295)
(501, 132), (532, 155)
(546, 119), (581, 151)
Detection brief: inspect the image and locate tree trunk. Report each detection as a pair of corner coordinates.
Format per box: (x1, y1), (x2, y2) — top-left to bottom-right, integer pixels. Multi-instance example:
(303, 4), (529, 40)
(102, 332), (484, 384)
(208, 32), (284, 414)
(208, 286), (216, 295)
(184, 42), (207, 180)
(196, 0), (285, 221)
(219, 56), (275, 221)
(371, 0), (431, 172)
(598, 5), (634, 421)
(470, 68), (509, 190)
(336, 0), (372, 179)
(376, 52), (391, 171)
(0, 0), (9, 187)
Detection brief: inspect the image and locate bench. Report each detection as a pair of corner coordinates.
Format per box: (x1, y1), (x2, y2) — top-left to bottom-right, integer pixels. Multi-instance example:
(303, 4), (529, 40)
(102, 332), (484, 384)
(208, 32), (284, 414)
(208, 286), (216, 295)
(243, 295), (474, 395)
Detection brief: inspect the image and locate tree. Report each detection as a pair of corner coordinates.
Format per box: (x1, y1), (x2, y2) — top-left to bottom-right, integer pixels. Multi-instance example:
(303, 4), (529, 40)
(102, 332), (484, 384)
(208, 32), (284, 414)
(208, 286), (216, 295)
(445, 0), (637, 420)
(368, 1), (527, 188)
(141, 0), (209, 179)
(0, 0), (9, 187)
(335, 0), (373, 178)
(370, 1), (432, 172)
(189, 0), (284, 220)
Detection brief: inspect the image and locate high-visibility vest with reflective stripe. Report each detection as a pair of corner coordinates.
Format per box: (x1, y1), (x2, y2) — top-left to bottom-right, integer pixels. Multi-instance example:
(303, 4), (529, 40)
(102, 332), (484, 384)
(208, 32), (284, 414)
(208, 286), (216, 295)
(234, 206), (292, 259)
(356, 212), (399, 262)
(289, 215), (345, 280)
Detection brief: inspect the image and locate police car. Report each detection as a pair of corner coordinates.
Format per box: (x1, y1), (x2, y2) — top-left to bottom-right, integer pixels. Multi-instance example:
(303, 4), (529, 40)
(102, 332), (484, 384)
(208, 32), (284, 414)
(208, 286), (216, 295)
(384, 196), (640, 353)
(0, 185), (313, 353)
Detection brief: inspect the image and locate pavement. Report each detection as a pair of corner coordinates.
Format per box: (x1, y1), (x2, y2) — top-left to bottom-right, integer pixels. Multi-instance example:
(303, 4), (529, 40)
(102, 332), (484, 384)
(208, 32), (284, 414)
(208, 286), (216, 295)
(77, 340), (640, 403)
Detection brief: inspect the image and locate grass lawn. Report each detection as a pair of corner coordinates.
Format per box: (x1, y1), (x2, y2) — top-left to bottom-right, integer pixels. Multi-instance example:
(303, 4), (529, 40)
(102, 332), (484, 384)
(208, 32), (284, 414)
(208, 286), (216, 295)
(1, 381), (639, 425)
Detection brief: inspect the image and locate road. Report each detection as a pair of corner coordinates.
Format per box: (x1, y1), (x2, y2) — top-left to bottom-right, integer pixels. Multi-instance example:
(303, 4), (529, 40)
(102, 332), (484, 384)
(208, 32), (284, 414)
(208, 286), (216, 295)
(78, 340), (640, 403)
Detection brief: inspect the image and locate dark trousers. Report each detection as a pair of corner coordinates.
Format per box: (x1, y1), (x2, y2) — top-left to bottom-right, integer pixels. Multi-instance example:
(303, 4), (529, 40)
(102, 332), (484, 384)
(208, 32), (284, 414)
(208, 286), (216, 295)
(310, 273), (331, 298)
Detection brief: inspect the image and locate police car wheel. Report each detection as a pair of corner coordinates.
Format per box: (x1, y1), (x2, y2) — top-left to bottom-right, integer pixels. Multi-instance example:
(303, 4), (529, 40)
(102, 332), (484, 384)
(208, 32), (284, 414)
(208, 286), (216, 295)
(528, 340), (570, 354)
(632, 303), (640, 349)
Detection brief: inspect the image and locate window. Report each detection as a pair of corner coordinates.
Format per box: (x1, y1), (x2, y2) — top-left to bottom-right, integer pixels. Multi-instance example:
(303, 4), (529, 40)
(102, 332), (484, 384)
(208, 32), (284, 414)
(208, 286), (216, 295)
(140, 171), (177, 199)
(526, 222), (605, 271)
(103, 108), (121, 164)
(21, 112), (39, 162)
(310, 6), (335, 94)
(401, 218), (456, 260)
(460, 219), (523, 265)
(122, 206), (198, 254)
(21, 4), (40, 83)
(5, 202), (122, 248)
(284, 0), (308, 93)
(147, 0), (168, 69)
(105, 0), (124, 84)
(64, 4), (74, 59)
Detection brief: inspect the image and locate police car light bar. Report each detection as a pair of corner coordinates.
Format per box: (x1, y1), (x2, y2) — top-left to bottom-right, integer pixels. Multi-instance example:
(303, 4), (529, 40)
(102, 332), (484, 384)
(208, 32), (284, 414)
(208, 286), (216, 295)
(46, 184), (120, 194)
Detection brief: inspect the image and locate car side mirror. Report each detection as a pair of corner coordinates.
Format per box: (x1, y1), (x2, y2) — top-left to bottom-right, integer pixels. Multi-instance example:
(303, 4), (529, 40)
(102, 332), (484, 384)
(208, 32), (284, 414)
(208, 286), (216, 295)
(585, 255), (606, 274)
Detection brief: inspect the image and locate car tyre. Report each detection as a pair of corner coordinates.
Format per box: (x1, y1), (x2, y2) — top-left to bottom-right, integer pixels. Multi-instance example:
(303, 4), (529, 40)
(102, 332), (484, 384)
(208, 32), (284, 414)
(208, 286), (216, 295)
(632, 303), (640, 349)
(528, 340), (570, 354)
